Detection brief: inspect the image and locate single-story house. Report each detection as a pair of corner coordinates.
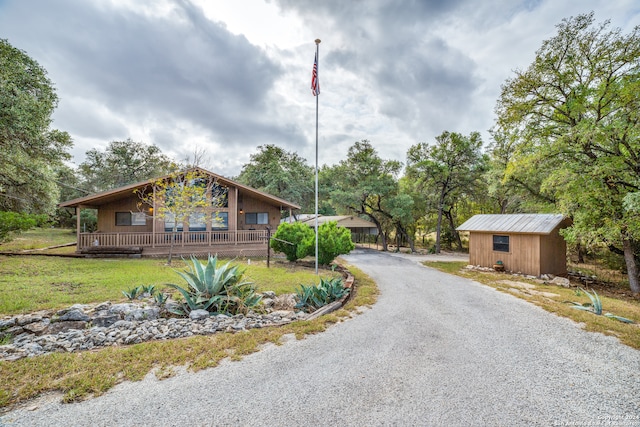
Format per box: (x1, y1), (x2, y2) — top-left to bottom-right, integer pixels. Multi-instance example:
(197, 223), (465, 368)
(297, 215), (378, 243)
(59, 167), (301, 258)
(456, 214), (571, 277)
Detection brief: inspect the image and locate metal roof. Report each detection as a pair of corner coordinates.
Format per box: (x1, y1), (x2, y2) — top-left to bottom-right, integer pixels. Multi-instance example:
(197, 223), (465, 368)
(456, 214), (566, 235)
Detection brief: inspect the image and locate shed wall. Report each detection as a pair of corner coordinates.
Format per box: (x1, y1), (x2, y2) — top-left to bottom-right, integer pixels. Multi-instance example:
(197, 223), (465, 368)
(539, 231), (568, 275)
(469, 232), (541, 276)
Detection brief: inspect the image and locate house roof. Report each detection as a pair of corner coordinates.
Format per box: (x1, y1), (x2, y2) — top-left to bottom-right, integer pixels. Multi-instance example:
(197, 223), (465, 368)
(456, 214), (567, 235)
(59, 167), (301, 210)
(299, 215), (377, 228)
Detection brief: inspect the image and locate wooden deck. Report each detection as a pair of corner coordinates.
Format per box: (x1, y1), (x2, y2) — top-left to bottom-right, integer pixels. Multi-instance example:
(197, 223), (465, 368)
(77, 231), (271, 258)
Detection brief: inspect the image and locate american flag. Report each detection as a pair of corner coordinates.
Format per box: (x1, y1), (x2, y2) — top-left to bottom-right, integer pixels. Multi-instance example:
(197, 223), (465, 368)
(311, 52), (320, 96)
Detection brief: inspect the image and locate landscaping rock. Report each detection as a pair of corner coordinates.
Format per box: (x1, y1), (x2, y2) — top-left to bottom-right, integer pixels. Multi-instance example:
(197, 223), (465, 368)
(273, 294), (297, 310)
(92, 314), (120, 328)
(46, 321), (88, 335)
(58, 309), (90, 322)
(0, 318), (16, 330)
(552, 277), (571, 287)
(189, 310), (210, 320)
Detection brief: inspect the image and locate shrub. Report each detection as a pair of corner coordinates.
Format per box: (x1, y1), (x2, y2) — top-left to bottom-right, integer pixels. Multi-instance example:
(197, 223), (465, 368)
(270, 222), (314, 262)
(295, 277), (350, 313)
(0, 211), (46, 242)
(168, 255), (261, 316)
(315, 221), (355, 265)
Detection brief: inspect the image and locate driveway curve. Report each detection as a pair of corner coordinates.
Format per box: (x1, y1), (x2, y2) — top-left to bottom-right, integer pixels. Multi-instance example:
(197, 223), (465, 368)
(2, 249), (639, 426)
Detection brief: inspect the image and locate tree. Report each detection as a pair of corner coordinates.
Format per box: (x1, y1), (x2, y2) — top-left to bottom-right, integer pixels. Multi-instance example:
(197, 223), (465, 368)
(0, 39), (72, 214)
(406, 131), (487, 253)
(495, 13), (640, 293)
(136, 169), (224, 265)
(79, 139), (178, 192)
(270, 221), (315, 262)
(328, 140), (403, 251)
(236, 145), (314, 214)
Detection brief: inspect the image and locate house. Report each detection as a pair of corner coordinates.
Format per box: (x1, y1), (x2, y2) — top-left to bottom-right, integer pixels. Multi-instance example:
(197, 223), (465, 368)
(59, 167), (301, 258)
(297, 215), (378, 243)
(456, 214), (571, 277)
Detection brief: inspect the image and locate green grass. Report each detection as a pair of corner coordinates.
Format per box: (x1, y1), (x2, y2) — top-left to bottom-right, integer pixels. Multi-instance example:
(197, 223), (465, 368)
(0, 263), (378, 409)
(0, 256), (339, 315)
(0, 228), (76, 251)
(423, 261), (640, 351)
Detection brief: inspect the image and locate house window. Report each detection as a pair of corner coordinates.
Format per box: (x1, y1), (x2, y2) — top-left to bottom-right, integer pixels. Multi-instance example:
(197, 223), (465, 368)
(493, 235), (510, 252)
(188, 212), (206, 231)
(246, 212), (268, 225)
(164, 213), (183, 231)
(212, 184), (229, 208)
(115, 212), (146, 226)
(212, 212), (229, 230)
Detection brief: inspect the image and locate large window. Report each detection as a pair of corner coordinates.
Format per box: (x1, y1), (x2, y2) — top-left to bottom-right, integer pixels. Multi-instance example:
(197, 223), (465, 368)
(493, 235), (510, 252)
(212, 184), (229, 208)
(115, 212), (146, 226)
(188, 212), (206, 231)
(164, 213), (183, 232)
(245, 212), (268, 225)
(212, 212), (229, 230)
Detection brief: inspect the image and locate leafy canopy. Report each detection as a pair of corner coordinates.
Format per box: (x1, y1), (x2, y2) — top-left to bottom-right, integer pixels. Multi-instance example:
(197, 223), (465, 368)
(0, 39), (72, 214)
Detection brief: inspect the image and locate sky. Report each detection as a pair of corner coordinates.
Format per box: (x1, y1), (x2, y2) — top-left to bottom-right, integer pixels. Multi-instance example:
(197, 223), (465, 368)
(1, 0), (639, 178)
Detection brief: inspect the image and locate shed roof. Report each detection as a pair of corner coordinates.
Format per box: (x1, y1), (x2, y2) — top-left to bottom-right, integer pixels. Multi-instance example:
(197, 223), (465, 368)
(456, 214), (566, 235)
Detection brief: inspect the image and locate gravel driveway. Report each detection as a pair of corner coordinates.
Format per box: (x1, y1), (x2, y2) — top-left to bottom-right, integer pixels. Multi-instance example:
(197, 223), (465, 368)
(2, 249), (639, 426)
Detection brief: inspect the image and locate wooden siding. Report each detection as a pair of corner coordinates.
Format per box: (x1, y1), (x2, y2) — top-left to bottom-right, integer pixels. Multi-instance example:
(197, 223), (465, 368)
(237, 192), (281, 231)
(468, 229), (567, 276)
(96, 195), (153, 233)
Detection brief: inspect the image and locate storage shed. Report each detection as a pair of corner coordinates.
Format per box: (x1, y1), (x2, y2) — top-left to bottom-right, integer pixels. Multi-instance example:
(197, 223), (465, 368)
(456, 214), (570, 277)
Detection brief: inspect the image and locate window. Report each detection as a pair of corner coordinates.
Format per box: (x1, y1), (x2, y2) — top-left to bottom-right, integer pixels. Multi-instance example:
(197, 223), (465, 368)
(493, 235), (510, 252)
(188, 212), (206, 231)
(212, 184), (229, 208)
(115, 212), (146, 226)
(164, 213), (183, 231)
(245, 212), (268, 225)
(212, 212), (229, 230)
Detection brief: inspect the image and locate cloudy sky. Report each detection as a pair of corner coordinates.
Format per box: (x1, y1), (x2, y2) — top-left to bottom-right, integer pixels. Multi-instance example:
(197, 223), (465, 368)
(1, 0), (639, 178)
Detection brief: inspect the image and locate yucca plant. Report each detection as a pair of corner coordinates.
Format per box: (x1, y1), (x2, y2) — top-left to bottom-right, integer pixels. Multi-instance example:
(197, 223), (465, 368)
(295, 277), (349, 313)
(168, 255), (261, 316)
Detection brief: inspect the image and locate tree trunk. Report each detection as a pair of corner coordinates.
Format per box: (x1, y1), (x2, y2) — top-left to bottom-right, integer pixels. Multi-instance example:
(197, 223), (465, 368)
(435, 204), (443, 254)
(622, 237), (640, 294)
(576, 242), (585, 263)
(444, 209), (463, 250)
(168, 227), (177, 266)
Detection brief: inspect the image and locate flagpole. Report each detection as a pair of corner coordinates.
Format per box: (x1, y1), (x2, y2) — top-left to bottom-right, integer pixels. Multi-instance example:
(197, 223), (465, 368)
(314, 38), (321, 275)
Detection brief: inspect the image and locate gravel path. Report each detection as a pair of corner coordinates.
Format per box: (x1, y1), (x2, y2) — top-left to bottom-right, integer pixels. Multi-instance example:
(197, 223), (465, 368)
(2, 249), (639, 426)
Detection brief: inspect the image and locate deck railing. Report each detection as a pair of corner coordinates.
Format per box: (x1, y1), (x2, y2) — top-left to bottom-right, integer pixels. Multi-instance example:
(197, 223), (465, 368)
(78, 230), (268, 249)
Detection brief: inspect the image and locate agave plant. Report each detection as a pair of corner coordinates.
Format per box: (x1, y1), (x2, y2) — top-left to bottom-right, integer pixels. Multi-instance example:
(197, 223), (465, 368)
(295, 277), (349, 313)
(122, 286), (142, 300)
(569, 288), (635, 323)
(570, 288), (603, 315)
(168, 254), (261, 316)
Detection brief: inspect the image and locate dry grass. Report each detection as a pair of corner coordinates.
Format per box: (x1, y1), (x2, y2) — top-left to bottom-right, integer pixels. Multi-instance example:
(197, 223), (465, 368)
(424, 261), (640, 350)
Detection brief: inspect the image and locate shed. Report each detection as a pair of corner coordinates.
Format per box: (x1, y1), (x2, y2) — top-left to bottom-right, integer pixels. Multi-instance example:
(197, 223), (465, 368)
(456, 214), (570, 277)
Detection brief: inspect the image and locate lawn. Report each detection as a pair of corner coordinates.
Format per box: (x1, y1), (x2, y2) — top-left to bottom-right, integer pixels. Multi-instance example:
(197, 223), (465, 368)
(424, 261), (640, 350)
(0, 229), (378, 409)
(0, 256), (340, 315)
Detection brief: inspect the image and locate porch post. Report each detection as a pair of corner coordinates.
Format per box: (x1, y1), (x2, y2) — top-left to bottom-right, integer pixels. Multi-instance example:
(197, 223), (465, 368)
(152, 185), (156, 248)
(76, 205), (81, 250)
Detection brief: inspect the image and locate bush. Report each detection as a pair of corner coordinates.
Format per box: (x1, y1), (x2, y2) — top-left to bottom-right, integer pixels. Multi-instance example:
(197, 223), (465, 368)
(270, 222), (314, 262)
(315, 221), (355, 265)
(0, 211), (46, 243)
